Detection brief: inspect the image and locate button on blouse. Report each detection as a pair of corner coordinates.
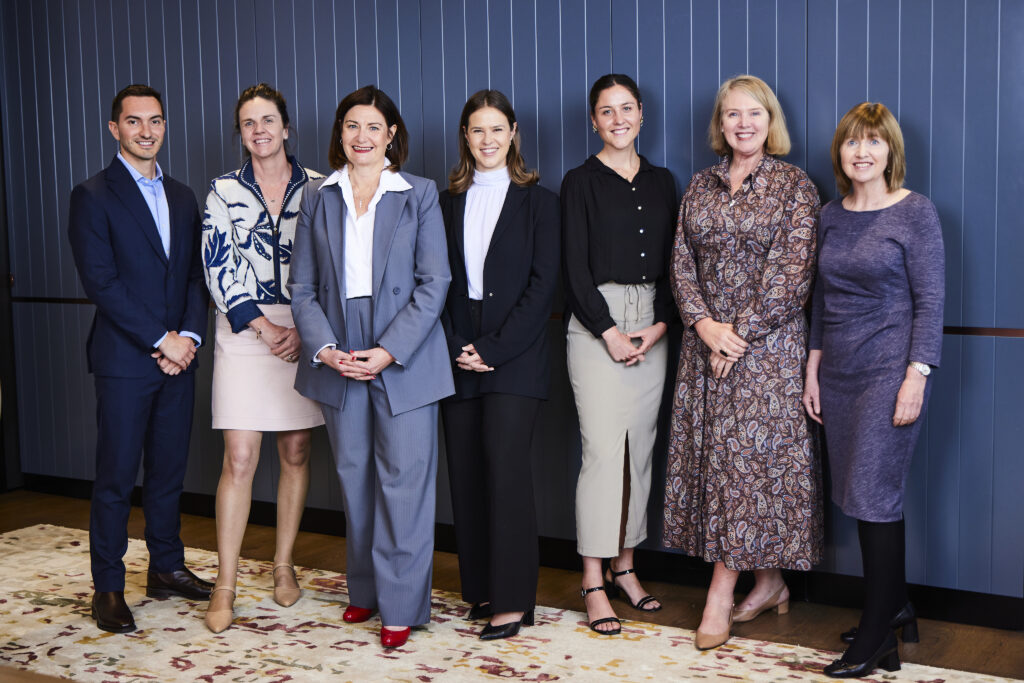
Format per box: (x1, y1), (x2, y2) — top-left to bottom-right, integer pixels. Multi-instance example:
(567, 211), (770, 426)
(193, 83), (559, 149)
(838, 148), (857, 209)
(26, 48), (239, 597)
(561, 154), (678, 337)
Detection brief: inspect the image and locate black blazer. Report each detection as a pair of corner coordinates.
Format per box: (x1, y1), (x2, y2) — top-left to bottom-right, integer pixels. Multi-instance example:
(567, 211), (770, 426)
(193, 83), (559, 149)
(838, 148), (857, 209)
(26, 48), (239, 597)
(439, 182), (560, 400)
(68, 157), (208, 378)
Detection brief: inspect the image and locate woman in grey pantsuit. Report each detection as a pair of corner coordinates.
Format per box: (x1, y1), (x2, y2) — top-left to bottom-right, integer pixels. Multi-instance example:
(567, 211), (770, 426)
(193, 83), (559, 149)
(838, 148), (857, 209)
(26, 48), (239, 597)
(804, 102), (944, 678)
(289, 86), (454, 649)
(561, 74), (677, 634)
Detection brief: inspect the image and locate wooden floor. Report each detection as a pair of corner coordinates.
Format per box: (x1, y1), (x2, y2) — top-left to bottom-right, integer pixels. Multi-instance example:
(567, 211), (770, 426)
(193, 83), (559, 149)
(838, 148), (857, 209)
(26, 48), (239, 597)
(1, 490), (1022, 681)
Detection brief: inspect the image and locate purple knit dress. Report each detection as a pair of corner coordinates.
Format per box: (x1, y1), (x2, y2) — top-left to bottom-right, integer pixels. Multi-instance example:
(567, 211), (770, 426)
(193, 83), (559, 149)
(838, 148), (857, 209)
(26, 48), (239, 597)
(809, 191), (945, 522)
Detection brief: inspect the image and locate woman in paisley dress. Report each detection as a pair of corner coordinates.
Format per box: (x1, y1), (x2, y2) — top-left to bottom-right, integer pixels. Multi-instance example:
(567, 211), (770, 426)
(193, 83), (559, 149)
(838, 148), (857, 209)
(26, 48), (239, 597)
(200, 84), (325, 633)
(663, 75), (823, 650)
(805, 103), (943, 678)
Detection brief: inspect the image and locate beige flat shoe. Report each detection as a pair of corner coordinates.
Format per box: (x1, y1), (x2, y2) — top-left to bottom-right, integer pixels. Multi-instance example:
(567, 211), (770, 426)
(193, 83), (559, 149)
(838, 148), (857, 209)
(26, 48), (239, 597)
(273, 564), (301, 608)
(204, 587), (235, 634)
(732, 584), (789, 623)
(695, 605), (733, 650)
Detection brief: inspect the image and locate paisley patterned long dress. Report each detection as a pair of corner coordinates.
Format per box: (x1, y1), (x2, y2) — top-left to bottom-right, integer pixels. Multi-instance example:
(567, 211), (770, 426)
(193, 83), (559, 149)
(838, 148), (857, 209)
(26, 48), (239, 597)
(662, 155), (823, 571)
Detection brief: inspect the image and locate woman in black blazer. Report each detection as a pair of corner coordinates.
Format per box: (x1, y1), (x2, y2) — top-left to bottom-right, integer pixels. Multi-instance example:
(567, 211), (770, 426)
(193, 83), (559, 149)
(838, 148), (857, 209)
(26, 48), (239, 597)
(439, 89), (560, 641)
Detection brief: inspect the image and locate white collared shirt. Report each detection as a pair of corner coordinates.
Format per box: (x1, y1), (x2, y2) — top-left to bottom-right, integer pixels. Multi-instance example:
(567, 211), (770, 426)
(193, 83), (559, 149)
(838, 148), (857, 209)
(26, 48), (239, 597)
(464, 167), (511, 300)
(320, 161), (412, 298)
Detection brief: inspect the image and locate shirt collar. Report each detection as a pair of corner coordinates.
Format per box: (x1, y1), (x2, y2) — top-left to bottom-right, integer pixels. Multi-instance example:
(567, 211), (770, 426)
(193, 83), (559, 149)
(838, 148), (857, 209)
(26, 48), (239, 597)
(320, 159), (412, 193)
(712, 153), (775, 190)
(117, 152), (163, 184)
(239, 154), (307, 187)
(585, 153), (654, 177)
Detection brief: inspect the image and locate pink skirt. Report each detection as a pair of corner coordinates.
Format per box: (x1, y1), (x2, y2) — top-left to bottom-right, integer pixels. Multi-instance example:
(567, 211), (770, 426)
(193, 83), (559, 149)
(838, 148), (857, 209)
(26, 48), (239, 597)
(211, 304), (324, 431)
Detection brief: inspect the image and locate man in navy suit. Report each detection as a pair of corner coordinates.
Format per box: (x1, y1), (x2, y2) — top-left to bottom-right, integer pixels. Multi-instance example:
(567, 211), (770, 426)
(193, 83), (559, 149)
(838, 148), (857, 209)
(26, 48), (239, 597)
(69, 84), (212, 633)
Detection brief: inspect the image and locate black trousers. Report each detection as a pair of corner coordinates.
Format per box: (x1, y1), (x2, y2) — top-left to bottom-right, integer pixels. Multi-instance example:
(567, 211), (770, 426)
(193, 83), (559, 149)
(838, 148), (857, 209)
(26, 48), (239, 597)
(442, 392), (541, 613)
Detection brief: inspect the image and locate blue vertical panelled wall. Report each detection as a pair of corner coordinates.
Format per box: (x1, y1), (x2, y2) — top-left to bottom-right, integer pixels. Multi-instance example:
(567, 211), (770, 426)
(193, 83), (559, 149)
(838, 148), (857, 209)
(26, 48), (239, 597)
(1, 0), (1021, 599)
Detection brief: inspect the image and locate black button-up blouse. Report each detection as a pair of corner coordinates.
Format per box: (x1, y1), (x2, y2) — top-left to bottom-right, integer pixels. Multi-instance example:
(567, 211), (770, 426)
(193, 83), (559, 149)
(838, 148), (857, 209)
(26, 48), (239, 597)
(560, 154), (678, 337)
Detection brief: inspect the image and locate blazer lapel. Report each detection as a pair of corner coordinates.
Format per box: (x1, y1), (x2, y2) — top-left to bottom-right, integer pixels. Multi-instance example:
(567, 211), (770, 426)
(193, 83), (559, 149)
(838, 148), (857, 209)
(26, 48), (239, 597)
(485, 183), (527, 262)
(165, 182), (186, 270)
(105, 159), (168, 265)
(450, 191), (468, 272)
(371, 190), (408, 298)
(320, 184), (347, 302)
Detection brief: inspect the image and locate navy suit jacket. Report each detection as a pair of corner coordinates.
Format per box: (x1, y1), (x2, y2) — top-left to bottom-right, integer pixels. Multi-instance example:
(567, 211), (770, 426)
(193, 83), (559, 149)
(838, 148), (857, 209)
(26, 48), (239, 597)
(439, 182), (561, 400)
(68, 156), (209, 378)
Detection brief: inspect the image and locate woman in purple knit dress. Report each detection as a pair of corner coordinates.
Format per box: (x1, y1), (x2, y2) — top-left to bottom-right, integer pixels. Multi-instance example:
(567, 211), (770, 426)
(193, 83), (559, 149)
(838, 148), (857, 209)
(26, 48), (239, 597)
(804, 102), (944, 678)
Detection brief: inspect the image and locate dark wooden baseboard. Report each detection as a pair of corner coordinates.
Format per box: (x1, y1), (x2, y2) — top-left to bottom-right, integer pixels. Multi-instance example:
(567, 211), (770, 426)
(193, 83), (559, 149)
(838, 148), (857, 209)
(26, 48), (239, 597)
(21, 473), (1023, 631)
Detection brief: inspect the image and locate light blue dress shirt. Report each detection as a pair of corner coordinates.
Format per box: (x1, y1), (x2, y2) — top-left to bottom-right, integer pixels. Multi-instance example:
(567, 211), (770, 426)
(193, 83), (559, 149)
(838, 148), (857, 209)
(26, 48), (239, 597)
(116, 153), (201, 349)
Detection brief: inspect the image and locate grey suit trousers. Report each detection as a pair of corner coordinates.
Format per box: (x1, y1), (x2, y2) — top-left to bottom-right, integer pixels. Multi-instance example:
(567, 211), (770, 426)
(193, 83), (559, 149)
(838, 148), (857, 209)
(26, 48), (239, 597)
(320, 296), (438, 626)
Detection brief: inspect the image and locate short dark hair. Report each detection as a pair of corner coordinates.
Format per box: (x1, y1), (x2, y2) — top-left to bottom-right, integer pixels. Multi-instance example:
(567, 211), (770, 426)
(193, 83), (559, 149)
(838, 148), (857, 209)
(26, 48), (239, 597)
(589, 74), (642, 115)
(328, 85), (408, 171)
(234, 83), (291, 158)
(111, 84), (164, 122)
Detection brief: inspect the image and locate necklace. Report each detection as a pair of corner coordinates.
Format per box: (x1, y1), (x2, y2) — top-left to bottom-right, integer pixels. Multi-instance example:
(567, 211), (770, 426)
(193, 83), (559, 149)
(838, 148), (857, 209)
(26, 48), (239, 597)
(255, 166), (290, 207)
(350, 174), (380, 214)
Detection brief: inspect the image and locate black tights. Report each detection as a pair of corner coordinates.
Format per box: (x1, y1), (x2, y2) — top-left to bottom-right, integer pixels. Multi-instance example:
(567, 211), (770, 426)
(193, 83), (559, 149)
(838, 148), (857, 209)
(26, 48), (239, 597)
(846, 518), (907, 662)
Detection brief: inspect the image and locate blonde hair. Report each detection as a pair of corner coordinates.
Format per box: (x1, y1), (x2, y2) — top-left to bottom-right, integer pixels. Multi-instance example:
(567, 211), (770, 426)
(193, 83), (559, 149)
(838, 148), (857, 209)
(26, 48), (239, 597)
(707, 74), (791, 157)
(830, 102), (906, 196)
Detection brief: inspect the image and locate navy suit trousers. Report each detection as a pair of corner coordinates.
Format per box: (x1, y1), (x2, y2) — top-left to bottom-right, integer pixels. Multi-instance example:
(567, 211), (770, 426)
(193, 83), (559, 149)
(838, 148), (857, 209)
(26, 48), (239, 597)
(90, 371), (194, 591)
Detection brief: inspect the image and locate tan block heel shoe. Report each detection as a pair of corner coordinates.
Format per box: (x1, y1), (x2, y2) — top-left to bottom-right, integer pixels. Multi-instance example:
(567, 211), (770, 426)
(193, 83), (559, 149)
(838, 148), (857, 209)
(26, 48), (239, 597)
(204, 587), (235, 634)
(732, 584), (789, 623)
(273, 564), (301, 608)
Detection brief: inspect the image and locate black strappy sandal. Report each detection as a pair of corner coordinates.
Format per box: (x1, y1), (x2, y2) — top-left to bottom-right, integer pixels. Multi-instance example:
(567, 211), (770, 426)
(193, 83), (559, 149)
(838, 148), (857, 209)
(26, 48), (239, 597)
(581, 585), (622, 635)
(604, 567), (662, 612)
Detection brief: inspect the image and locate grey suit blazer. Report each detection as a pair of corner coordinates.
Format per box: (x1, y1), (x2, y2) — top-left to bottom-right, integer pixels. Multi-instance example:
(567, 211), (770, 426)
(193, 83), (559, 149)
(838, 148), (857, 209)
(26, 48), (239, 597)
(288, 172), (455, 415)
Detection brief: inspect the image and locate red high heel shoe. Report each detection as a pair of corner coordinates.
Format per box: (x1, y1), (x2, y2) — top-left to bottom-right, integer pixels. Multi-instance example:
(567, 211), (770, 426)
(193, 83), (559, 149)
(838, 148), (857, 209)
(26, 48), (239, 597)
(343, 605), (377, 623)
(381, 626), (410, 648)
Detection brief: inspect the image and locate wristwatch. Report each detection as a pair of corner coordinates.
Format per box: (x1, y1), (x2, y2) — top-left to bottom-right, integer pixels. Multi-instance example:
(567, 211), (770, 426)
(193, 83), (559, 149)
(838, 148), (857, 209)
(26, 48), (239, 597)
(909, 361), (931, 377)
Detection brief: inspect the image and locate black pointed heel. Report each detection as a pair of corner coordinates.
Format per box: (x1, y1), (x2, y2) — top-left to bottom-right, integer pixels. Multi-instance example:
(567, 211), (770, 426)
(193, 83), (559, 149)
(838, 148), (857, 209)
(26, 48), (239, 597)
(479, 608), (534, 641)
(824, 633), (901, 678)
(899, 616), (919, 643)
(467, 602), (493, 621)
(840, 602), (918, 643)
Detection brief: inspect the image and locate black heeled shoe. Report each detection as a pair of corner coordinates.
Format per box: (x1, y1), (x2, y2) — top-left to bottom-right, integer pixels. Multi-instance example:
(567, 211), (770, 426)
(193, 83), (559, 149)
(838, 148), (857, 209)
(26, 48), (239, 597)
(466, 602), (493, 621)
(581, 585), (621, 635)
(840, 602), (918, 643)
(824, 632), (901, 678)
(479, 609), (535, 640)
(604, 566), (661, 612)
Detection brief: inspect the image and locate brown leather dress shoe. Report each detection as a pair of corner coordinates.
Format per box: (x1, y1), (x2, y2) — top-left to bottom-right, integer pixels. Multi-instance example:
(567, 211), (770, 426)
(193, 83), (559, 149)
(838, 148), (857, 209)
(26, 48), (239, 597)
(146, 566), (214, 600)
(91, 591), (136, 633)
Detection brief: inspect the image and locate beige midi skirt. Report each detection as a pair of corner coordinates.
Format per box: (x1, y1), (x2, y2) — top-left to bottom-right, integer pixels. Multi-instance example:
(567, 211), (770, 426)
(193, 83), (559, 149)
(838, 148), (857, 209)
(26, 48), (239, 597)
(567, 282), (667, 557)
(211, 304), (325, 431)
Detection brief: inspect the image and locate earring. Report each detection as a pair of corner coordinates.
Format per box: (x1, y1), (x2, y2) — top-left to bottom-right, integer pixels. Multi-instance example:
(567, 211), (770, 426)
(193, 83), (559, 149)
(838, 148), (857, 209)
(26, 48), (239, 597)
(640, 118), (644, 127)
(592, 124), (597, 133)
(387, 143), (393, 150)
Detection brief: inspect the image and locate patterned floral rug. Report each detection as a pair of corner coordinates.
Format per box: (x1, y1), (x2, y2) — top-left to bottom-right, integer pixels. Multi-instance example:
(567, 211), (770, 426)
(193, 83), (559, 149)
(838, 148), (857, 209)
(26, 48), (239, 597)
(0, 525), (1016, 682)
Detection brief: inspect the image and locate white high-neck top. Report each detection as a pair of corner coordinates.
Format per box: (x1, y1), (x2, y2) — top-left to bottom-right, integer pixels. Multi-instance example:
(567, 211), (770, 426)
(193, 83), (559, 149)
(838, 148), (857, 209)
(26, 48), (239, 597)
(464, 167), (511, 300)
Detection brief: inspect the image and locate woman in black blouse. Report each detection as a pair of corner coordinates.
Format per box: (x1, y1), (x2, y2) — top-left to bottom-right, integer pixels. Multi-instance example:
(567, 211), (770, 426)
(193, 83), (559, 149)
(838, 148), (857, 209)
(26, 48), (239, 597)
(561, 73), (677, 634)
(440, 89), (560, 641)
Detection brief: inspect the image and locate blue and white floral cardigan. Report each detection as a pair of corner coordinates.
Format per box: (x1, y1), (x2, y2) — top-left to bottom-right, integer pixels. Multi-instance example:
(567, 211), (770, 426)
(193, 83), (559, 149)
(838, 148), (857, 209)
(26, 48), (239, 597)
(202, 157), (324, 332)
